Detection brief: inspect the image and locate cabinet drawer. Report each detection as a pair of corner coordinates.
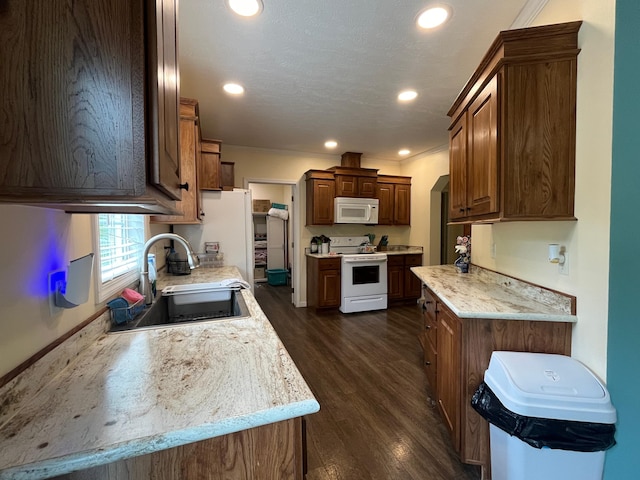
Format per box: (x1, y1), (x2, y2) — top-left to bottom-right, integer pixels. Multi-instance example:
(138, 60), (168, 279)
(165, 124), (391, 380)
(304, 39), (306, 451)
(404, 254), (423, 267)
(318, 257), (341, 270)
(387, 255), (405, 267)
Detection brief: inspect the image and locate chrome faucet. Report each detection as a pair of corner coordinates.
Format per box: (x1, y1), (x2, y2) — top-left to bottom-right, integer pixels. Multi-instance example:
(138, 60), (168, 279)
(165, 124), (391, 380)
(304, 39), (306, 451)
(141, 233), (200, 304)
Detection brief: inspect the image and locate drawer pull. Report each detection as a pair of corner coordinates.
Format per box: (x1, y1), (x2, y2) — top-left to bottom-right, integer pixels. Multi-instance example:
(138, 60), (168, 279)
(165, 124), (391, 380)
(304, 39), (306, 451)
(425, 361), (431, 366)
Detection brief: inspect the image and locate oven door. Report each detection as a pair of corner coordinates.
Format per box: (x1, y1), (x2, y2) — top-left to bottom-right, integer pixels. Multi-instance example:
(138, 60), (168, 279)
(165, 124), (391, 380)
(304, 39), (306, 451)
(341, 255), (388, 297)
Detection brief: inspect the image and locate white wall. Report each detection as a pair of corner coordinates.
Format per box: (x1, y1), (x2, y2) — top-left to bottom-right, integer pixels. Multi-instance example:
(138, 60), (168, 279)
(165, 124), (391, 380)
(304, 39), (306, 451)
(0, 206), (97, 376)
(471, 0), (615, 380)
(399, 147), (450, 265)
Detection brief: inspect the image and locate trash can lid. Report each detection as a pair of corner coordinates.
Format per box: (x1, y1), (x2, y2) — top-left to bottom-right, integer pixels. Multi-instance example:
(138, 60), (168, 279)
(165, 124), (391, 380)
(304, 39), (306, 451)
(484, 352), (617, 423)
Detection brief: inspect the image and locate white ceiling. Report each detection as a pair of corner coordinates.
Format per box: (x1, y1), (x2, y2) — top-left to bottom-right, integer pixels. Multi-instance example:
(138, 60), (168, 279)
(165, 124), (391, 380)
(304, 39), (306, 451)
(179, 0), (543, 161)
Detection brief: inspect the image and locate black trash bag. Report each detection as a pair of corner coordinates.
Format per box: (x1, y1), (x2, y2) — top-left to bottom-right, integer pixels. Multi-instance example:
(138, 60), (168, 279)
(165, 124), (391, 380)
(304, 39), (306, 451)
(471, 382), (616, 452)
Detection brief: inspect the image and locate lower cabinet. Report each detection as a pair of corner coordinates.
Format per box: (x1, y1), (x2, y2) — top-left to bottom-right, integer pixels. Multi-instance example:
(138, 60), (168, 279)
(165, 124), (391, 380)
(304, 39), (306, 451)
(56, 417), (305, 480)
(419, 285), (572, 476)
(436, 305), (462, 452)
(387, 254), (423, 304)
(419, 286), (438, 391)
(306, 256), (341, 309)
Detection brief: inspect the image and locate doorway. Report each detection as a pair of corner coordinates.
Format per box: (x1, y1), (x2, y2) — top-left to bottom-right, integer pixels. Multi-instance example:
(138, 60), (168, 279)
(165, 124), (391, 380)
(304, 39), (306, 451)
(430, 175), (465, 265)
(245, 179), (298, 305)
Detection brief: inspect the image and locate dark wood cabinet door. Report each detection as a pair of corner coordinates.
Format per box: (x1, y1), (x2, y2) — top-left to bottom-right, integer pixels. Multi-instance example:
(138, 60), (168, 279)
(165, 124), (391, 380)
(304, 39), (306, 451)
(376, 183), (394, 225)
(307, 179), (335, 225)
(0, 0), (148, 197)
(403, 256), (422, 299)
(467, 75), (499, 218)
(437, 306), (461, 453)
(449, 114), (468, 220)
(387, 265), (404, 301)
(394, 184), (411, 225)
(319, 269), (341, 308)
(0, 0), (182, 213)
(148, 0), (181, 200)
(357, 177), (377, 197)
(335, 175), (357, 197)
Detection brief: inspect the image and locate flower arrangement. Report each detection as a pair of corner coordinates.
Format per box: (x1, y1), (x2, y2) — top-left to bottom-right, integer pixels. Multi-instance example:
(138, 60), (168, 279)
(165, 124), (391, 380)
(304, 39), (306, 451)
(454, 235), (470, 273)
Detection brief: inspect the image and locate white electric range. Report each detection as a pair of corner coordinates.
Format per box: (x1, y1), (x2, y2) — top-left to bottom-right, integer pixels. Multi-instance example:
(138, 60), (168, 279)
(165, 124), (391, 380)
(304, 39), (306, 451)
(329, 236), (388, 313)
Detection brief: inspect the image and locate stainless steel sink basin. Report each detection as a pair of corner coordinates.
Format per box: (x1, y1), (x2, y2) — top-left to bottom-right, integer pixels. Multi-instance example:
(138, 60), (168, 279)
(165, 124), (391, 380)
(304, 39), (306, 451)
(110, 288), (250, 332)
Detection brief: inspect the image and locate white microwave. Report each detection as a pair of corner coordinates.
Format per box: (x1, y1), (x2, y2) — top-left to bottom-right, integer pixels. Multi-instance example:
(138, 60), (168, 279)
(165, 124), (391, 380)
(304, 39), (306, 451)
(334, 197), (379, 224)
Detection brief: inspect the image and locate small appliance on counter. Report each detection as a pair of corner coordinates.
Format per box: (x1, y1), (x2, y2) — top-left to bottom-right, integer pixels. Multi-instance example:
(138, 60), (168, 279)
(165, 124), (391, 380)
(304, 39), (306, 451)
(166, 248), (192, 275)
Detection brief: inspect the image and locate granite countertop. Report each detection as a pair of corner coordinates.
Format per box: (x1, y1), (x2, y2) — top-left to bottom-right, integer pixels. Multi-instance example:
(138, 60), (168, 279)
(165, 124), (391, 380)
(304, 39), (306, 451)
(0, 267), (319, 480)
(411, 265), (577, 322)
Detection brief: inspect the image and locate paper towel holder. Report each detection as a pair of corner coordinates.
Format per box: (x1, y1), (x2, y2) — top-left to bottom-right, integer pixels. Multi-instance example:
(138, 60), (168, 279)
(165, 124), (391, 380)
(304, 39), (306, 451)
(50, 253), (94, 309)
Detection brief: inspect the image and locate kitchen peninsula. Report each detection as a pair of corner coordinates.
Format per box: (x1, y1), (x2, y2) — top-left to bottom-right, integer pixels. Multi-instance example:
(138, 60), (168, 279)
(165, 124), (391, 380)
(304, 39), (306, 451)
(0, 267), (319, 480)
(411, 265), (576, 477)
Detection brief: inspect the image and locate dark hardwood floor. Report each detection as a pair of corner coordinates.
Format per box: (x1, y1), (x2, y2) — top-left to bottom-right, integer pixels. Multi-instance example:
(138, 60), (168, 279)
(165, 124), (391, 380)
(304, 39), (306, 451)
(254, 283), (481, 480)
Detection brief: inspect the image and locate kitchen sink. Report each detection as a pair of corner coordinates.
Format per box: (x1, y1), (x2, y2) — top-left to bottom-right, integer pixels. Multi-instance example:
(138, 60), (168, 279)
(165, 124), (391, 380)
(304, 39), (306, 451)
(110, 287), (251, 333)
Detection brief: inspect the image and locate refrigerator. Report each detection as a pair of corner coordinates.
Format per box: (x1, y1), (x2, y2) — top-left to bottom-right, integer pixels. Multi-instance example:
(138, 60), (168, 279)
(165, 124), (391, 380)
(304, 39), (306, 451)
(174, 190), (254, 289)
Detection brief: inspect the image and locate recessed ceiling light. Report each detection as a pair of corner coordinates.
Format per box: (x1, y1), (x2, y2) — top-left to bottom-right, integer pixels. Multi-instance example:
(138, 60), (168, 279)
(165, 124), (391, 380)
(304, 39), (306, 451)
(417, 6), (451, 29)
(226, 0), (263, 17)
(324, 140), (338, 149)
(398, 90), (418, 102)
(223, 83), (245, 95)
(399, 149), (411, 156)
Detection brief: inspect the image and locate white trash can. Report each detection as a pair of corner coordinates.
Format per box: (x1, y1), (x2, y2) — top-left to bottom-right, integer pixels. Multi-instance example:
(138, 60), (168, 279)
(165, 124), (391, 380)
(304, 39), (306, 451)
(475, 351), (616, 480)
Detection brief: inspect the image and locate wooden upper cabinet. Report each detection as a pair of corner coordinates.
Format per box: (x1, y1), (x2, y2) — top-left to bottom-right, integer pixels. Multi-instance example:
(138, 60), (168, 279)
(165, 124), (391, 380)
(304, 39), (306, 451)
(199, 139), (223, 191)
(305, 170), (335, 226)
(149, 0), (181, 201)
(447, 21), (582, 223)
(467, 75), (499, 218)
(0, 0), (182, 214)
(331, 167), (378, 198)
(449, 115), (468, 220)
(377, 175), (411, 225)
(151, 98), (203, 224)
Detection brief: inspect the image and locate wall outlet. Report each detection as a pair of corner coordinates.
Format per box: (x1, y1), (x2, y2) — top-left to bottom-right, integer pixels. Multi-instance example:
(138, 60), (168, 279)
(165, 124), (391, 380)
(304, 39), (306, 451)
(559, 252), (569, 275)
(48, 270), (66, 316)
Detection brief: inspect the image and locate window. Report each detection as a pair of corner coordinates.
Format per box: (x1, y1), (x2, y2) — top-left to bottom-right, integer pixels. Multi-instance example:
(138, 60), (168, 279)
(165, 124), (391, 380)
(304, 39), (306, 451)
(93, 214), (145, 303)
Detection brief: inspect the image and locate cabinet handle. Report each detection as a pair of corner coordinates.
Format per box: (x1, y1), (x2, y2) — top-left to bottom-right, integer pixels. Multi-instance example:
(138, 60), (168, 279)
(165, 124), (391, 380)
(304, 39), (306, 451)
(459, 208), (465, 213)
(180, 182), (189, 191)
(425, 325), (431, 330)
(435, 309), (440, 314)
(425, 361), (431, 366)
(425, 300), (432, 304)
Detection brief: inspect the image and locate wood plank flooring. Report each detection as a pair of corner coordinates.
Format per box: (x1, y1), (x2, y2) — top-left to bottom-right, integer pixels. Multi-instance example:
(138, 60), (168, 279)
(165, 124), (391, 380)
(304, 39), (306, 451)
(254, 283), (481, 480)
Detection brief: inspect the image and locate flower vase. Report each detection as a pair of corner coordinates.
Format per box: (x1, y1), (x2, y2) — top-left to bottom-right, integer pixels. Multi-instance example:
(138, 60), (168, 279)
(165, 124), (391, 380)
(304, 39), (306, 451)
(455, 256), (469, 273)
